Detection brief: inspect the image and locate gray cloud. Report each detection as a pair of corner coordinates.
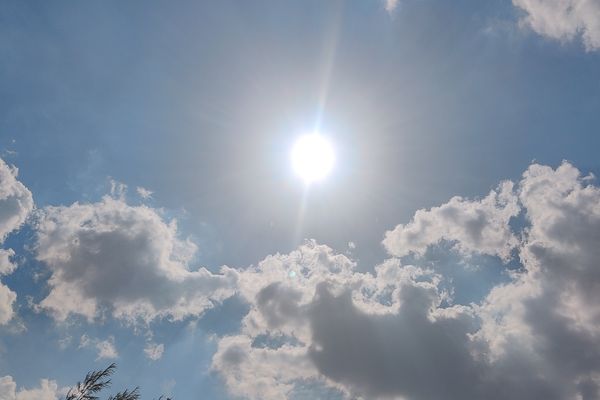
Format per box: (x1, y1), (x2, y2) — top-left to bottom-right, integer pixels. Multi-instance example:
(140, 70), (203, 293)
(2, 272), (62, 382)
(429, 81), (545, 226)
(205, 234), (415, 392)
(477, 162), (600, 397)
(213, 162), (600, 400)
(34, 195), (238, 323)
(5, 158), (598, 399)
(307, 283), (481, 400)
(213, 242), (485, 400)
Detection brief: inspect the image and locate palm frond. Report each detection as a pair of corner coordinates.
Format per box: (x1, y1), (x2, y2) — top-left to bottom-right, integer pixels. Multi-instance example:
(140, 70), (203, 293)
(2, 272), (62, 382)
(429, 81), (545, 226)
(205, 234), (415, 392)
(65, 364), (172, 400)
(65, 363), (116, 400)
(107, 387), (140, 400)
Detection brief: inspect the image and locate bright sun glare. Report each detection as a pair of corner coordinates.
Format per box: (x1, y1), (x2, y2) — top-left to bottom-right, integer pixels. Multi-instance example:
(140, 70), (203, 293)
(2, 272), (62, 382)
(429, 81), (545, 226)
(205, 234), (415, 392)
(291, 133), (335, 184)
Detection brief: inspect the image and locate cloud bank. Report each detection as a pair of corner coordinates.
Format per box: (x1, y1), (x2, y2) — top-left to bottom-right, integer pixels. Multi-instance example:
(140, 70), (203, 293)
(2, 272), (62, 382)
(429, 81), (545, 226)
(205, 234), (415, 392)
(213, 162), (600, 400)
(3, 156), (600, 400)
(513, 0), (600, 50)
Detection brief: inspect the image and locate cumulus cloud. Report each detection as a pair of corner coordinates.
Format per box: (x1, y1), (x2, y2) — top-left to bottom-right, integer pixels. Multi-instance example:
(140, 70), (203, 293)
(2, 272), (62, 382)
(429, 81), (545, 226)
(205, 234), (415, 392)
(0, 376), (61, 400)
(0, 158), (34, 325)
(383, 181), (520, 261)
(213, 162), (600, 400)
(7, 156), (599, 399)
(213, 242), (484, 399)
(213, 334), (317, 400)
(476, 162), (600, 397)
(513, 0), (600, 50)
(213, 242), (364, 399)
(0, 160), (33, 242)
(34, 195), (238, 323)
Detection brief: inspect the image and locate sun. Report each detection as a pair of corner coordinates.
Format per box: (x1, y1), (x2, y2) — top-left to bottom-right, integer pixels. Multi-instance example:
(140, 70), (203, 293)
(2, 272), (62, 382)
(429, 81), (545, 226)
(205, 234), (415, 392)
(291, 133), (335, 184)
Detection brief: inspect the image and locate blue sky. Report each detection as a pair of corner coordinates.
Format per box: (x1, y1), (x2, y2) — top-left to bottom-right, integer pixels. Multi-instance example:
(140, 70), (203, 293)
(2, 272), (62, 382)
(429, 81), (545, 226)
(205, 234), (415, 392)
(1, 1), (600, 399)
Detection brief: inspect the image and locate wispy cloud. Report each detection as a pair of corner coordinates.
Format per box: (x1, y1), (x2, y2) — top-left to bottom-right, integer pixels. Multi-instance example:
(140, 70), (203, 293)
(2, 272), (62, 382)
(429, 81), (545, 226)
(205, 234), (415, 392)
(79, 334), (118, 360)
(384, 0), (400, 13)
(136, 186), (153, 200)
(144, 342), (165, 361)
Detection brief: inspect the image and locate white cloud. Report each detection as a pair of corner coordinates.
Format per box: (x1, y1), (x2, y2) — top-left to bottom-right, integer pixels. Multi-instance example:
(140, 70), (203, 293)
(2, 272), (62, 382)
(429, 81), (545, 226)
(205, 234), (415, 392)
(0, 376), (61, 400)
(213, 241), (480, 399)
(0, 160), (33, 242)
(136, 186), (153, 200)
(212, 241), (361, 399)
(0, 285), (16, 328)
(34, 195), (238, 323)
(7, 155), (600, 399)
(476, 162), (600, 393)
(79, 334), (118, 360)
(0, 158), (34, 325)
(513, 0), (600, 50)
(383, 181), (519, 261)
(0, 249), (16, 276)
(109, 179), (127, 200)
(384, 0), (400, 13)
(213, 162), (600, 400)
(213, 335), (318, 400)
(57, 335), (72, 350)
(144, 342), (164, 361)
(95, 339), (118, 360)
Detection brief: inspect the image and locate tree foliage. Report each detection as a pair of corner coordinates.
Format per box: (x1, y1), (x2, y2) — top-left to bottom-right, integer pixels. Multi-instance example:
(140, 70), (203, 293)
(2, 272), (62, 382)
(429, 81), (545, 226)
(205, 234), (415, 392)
(64, 363), (170, 400)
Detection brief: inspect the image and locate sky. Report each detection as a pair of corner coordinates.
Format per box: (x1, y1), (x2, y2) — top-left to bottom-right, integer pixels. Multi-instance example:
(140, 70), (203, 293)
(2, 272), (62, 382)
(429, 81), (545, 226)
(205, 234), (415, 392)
(1, 0), (600, 399)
